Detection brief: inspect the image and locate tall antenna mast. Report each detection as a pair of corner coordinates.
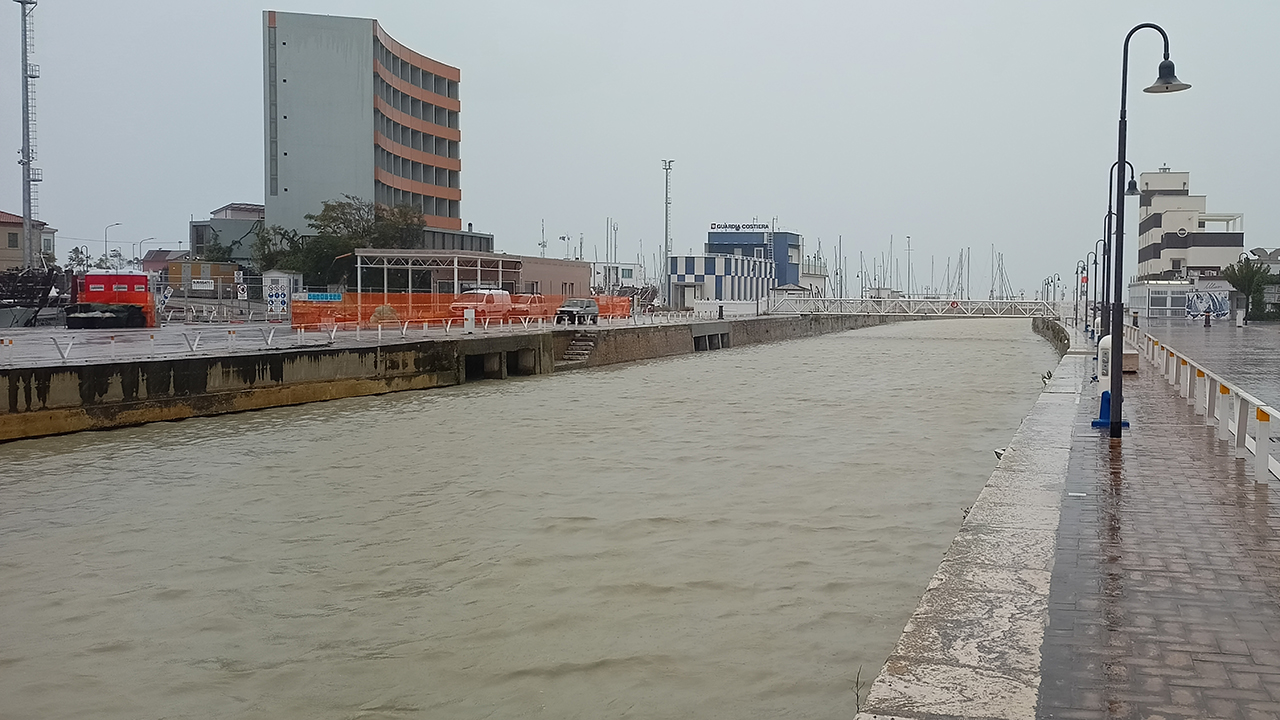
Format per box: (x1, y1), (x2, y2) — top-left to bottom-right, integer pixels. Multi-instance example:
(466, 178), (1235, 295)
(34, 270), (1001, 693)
(16, 0), (42, 268)
(662, 159), (673, 305)
(539, 219), (547, 257)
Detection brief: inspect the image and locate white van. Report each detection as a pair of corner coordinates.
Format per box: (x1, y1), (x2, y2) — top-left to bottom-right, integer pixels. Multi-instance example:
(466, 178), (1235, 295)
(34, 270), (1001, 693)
(450, 289), (513, 318)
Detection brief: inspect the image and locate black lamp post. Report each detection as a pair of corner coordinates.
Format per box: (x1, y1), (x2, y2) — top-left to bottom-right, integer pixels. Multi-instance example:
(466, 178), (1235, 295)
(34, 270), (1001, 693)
(1075, 260), (1087, 326)
(1108, 23), (1190, 439)
(1086, 249), (1098, 327)
(1092, 240), (1105, 328)
(1101, 163), (1140, 336)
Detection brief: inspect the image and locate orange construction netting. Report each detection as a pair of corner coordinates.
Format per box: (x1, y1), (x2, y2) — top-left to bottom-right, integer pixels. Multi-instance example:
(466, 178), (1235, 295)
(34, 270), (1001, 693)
(290, 293), (635, 330)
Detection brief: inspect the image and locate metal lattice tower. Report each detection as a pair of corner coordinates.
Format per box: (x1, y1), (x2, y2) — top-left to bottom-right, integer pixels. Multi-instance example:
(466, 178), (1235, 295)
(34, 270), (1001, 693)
(16, 0), (42, 268)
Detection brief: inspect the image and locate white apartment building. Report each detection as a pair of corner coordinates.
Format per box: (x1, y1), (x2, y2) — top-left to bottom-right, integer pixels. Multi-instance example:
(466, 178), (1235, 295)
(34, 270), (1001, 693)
(1135, 167), (1243, 278)
(1128, 168), (1244, 318)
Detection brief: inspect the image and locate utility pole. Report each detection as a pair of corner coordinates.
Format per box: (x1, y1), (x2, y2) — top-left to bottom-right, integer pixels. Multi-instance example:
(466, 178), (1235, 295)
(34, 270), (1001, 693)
(662, 159), (674, 305)
(16, 0), (41, 269)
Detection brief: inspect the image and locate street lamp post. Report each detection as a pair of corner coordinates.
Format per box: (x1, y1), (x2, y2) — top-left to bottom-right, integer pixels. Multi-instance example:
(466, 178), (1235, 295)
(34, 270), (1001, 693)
(1086, 250), (1098, 328)
(1108, 23), (1190, 439)
(1093, 238), (1106, 330)
(1101, 162), (1140, 336)
(1075, 260), (1087, 326)
(103, 222), (121, 265)
(133, 237), (156, 270)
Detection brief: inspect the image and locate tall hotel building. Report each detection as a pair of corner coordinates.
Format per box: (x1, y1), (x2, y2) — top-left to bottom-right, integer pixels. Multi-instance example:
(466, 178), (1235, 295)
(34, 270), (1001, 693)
(263, 11), (463, 236)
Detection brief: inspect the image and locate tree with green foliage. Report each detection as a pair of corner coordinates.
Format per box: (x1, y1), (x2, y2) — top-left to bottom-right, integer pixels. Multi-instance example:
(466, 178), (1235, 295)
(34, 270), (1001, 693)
(251, 224), (304, 273)
(93, 248), (126, 270)
(203, 237), (236, 263)
(1222, 256), (1273, 320)
(252, 196), (426, 287)
(66, 246), (92, 273)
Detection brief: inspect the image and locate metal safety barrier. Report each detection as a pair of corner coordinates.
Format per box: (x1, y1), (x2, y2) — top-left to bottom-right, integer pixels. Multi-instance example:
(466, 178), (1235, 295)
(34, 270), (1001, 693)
(0, 312), (740, 368)
(763, 296), (1057, 317)
(1123, 323), (1279, 482)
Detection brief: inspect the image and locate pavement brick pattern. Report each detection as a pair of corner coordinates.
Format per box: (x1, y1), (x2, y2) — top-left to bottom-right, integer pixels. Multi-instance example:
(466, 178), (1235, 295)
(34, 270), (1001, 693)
(1039, 365), (1280, 719)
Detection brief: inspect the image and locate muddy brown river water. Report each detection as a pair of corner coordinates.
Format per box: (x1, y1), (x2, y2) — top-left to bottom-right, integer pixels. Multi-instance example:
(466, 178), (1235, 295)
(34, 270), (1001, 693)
(0, 318), (1059, 719)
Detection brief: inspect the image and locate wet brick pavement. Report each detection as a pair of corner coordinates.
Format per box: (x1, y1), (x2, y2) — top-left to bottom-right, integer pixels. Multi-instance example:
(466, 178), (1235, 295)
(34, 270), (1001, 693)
(1143, 319), (1280, 410)
(1038, 362), (1280, 719)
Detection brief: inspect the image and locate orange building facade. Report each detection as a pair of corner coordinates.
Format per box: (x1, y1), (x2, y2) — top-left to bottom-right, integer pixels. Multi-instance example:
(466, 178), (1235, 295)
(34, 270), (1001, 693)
(264, 11), (463, 237)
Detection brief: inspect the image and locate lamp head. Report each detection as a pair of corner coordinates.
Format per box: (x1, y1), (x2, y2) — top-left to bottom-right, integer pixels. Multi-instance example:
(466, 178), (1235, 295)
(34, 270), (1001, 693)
(1144, 59), (1190, 93)
(1125, 177), (1140, 196)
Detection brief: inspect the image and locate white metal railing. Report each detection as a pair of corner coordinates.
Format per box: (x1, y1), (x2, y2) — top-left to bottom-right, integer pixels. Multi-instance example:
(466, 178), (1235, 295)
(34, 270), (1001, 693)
(0, 312), (748, 366)
(1123, 323), (1279, 482)
(763, 296), (1056, 317)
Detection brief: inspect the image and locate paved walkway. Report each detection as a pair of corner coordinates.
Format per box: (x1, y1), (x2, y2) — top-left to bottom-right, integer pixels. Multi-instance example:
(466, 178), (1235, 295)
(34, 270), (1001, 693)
(1143, 319), (1280, 409)
(1039, 357), (1280, 718)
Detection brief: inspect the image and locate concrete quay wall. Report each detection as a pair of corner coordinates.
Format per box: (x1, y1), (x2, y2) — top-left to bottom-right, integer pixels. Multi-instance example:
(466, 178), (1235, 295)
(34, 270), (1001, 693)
(1033, 316), (1071, 356)
(856, 319), (1086, 720)
(1, 314), (901, 442)
(568, 313), (905, 368)
(0, 334), (554, 442)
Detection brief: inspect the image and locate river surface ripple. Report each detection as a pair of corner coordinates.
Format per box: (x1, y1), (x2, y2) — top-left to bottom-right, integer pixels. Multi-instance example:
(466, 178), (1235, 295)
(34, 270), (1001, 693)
(0, 319), (1059, 719)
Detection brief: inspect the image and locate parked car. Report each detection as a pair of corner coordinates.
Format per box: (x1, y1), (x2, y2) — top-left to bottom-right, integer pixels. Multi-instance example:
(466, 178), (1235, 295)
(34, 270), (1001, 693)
(509, 293), (551, 319)
(450, 289), (513, 318)
(556, 298), (599, 325)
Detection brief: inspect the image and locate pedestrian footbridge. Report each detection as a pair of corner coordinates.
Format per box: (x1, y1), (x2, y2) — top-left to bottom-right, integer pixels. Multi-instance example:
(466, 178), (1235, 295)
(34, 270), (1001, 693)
(763, 297), (1057, 318)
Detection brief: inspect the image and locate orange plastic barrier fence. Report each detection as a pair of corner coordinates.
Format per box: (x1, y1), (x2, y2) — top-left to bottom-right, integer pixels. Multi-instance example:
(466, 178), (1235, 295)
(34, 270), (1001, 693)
(290, 293), (635, 330)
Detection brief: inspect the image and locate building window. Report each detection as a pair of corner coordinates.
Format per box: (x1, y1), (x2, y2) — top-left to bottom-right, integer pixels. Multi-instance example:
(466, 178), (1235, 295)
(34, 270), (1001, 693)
(6, 232), (17, 249)
(621, 268), (633, 279)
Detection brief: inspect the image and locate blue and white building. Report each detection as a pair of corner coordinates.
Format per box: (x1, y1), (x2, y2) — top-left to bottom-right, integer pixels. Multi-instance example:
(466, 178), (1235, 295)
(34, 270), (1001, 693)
(705, 223), (802, 286)
(668, 254), (774, 310)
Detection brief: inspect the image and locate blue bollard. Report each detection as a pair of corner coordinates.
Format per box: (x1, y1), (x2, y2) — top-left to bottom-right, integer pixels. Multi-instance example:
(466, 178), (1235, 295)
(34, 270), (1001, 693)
(1091, 390), (1131, 429)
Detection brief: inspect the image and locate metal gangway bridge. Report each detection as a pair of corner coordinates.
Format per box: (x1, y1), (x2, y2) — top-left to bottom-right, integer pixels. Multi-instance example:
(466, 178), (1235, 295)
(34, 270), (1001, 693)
(763, 296), (1058, 318)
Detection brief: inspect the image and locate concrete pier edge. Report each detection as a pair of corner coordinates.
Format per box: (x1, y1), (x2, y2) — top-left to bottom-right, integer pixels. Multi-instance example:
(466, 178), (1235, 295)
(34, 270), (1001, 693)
(0, 314), (908, 442)
(855, 318), (1088, 720)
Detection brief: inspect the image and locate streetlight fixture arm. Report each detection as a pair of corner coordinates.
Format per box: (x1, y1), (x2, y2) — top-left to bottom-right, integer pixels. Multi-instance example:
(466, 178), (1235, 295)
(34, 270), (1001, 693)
(1119, 23), (1173, 120)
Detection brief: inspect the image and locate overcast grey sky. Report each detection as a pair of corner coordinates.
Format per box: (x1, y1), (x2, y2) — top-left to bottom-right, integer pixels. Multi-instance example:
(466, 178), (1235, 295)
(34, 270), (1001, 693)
(2, 1), (1275, 294)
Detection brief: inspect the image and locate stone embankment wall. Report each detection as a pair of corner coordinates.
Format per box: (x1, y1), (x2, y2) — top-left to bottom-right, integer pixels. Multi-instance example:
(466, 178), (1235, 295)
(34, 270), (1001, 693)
(1033, 316), (1070, 356)
(1, 314), (909, 442)
(855, 319), (1085, 720)
(557, 314), (907, 368)
(1, 334), (553, 442)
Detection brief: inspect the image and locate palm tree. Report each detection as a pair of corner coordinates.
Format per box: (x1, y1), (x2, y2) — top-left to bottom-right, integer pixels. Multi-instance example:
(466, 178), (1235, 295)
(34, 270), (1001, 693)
(1222, 256), (1274, 320)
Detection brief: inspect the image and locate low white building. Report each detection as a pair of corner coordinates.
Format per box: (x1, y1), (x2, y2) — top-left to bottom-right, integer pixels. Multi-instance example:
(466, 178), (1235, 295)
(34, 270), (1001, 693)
(591, 261), (643, 293)
(1244, 248), (1280, 312)
(799, 255), (829, 296)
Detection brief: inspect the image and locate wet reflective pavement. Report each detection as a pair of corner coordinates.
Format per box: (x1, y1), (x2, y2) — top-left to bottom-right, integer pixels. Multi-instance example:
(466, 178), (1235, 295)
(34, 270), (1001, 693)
(1039, 362), (1280, 718)
(1143, 319), (1280, 409)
